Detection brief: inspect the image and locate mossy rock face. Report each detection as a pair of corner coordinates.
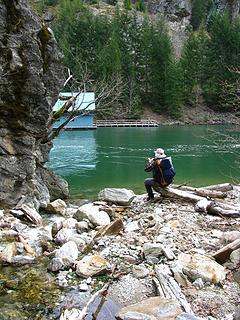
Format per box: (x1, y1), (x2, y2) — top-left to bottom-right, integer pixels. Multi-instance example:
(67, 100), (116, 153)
(0, 265), (61, 319)
(16, 270), (59, 304)
(0, 0), (66, 209)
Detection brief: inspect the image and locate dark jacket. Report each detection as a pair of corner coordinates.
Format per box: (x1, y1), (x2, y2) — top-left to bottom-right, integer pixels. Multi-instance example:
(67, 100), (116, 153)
(144, 157), (176, 185)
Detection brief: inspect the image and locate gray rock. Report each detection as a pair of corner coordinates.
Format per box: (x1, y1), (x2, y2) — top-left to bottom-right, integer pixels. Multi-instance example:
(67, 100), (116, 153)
(74, 203), (110, 226)
(0, 210), (4, 218)
(178, 253), (226, 284)
(234, 306), (240, 320)
(62, 218), (78, 229)
(108, 274), (154, 308)
(48, 257), (65, 272)
(132, 265), (150, 279)
(125, 221), (140, 233)
(176, 313), (204, 320)
(0, 0), (66, 209)
(117, 297), (182, 320)
(11, 255), (35, 265)
(55, 228), (74, 245)
(47, 199), (67, 216)
(143, 242), (163, 258)
(98, 188), (136, 205)
(55, 241), (79, 267)
(230, 248), (240, 265)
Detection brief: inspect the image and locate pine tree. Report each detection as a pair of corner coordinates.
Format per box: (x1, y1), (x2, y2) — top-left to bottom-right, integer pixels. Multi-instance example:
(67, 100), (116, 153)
(203, 13), (240, 110)
(191, 0), (212, 30)
(180, 30), (209, 107)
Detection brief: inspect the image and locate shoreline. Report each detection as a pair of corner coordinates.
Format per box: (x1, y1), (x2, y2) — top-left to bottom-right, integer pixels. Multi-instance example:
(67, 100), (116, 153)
(0, 183), (240, 319)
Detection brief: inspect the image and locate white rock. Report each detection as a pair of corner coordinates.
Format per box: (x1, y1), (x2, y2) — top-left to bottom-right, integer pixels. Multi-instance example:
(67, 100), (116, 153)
(62, 218), (78, 229)
(74, 203), (110, 227)
(125, 221), (140, 233)
(55, 241), (79, 267)
(98, 188), (136, 205)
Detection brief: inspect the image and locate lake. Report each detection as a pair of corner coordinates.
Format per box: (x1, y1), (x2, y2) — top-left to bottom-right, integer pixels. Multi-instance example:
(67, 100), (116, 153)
(47, 125), (240, 200)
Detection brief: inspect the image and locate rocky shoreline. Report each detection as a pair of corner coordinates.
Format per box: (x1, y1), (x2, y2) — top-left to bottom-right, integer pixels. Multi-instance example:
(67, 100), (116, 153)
(142, 106), (240, 126)
(0, 184), (240, 320)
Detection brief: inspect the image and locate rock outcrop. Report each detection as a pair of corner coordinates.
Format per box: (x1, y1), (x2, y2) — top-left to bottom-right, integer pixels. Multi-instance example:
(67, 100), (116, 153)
(0, 0), (68, 209)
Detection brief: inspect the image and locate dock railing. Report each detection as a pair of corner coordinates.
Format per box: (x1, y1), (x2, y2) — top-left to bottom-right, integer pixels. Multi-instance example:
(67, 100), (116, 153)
(94, 119), (159, 127)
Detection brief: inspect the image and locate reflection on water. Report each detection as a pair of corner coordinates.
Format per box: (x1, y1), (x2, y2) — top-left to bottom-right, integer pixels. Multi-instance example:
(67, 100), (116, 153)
(48, 130), (97, 175)
(47, 125), (240, 199)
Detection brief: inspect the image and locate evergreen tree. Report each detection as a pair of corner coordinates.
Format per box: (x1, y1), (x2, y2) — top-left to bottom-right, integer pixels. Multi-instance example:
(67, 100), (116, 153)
(96, 31), (121, 77)
(123, 0), (132, 10)
(147, 17), (174, 113)
(180, 30), (209, 107)
(135, 0), (146, 13)
(164, 60), (183, 117)
(191, 0), (212, 30)
(203, 13), (240, 110)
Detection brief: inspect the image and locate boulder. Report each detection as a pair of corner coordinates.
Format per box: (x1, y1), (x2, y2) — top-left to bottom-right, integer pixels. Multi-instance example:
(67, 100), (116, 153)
(55, 228), (75, 245)
(47, 199), (67, 216)
(108, 274), (154, 307)
(76, 255), (109, 278)
(117, 297), (182, 320)
(48, 257), (65, 272)
(74, 203), (110, 227)
(55, 241), (79, 267)
(178, 253), (226, 284)
(0, 243), (16, 264)
(98, 188), (135, 205)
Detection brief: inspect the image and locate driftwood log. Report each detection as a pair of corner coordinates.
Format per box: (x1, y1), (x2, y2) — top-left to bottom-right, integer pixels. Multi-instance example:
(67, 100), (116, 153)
(153, 264), (193, 314)
(213, 239), (240, 264)
(154, 184), (240, 218)
(176, 185), (227, 199)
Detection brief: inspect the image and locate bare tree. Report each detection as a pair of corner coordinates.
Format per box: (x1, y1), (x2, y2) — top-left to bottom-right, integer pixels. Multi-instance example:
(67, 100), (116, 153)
(46, 68), (125, 141)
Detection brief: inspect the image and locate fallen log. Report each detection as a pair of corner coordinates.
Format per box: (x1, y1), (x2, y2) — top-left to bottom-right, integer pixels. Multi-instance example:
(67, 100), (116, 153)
(153, 264), (193, 314)
(203, 183), (233, 192)
(176, 185), (227, 199)
(195, 199), (240, 218)
(154, 185), (240, 218)
(154, 185), (204, 203)
(213, 239), (240, 264)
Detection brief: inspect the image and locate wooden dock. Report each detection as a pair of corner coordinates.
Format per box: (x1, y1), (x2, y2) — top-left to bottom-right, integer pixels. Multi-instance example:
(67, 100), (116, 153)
(95, 119), (159, 127)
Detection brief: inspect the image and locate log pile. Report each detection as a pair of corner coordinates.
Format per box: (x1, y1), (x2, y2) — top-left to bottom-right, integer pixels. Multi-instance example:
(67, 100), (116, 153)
(154, 183), (240, 218)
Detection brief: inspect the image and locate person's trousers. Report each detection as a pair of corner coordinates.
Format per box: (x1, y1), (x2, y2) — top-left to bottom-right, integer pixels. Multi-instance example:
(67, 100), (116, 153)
(144, 178), (160, 197)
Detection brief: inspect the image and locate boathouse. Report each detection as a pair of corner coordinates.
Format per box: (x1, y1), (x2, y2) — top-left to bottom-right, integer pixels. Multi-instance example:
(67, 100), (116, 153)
(52, 92), (96, 130)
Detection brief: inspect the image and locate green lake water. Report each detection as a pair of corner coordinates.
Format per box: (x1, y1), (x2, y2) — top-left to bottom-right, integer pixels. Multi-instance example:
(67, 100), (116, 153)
(47, 125), (240, 200)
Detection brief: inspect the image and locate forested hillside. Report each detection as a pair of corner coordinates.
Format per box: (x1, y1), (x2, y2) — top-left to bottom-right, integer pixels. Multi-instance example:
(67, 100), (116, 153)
(33, 0), (240, 119)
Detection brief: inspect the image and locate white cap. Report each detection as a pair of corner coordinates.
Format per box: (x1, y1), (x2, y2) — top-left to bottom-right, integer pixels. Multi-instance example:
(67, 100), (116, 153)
(154, 148), (166, 159)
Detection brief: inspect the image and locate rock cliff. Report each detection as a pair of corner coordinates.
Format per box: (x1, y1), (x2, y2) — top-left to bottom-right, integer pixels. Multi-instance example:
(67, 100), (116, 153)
(0, 0), (68, 209)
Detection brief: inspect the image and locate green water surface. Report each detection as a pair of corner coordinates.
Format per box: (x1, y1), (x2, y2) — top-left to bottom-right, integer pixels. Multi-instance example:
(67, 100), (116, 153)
(47, 125), (240, 199)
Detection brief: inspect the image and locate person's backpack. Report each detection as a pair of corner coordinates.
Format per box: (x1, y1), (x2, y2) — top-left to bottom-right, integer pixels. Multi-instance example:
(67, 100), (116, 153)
(156, 158), (176, 185)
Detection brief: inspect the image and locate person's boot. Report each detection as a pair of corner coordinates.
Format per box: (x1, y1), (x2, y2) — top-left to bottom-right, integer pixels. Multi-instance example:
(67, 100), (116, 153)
(146, 194), (154, 201)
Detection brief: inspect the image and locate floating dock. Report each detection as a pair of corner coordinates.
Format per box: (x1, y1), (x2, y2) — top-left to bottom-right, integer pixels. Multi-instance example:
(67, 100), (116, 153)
(95, 119), (159, 127)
